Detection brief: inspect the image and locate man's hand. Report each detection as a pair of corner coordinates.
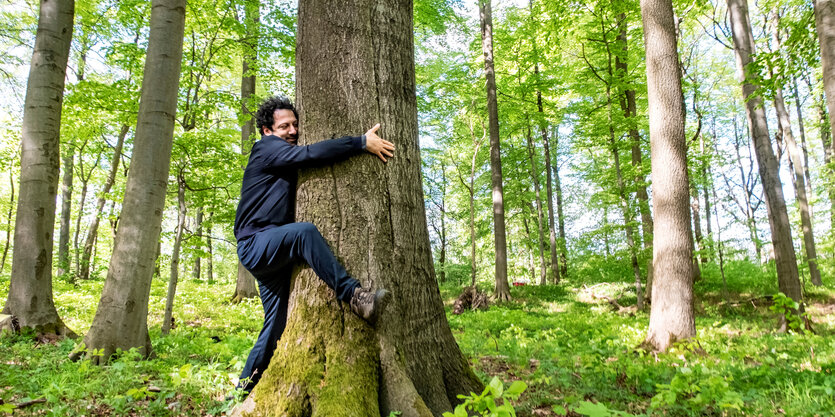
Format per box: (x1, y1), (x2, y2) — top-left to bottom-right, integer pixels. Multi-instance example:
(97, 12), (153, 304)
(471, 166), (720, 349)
(365, 123), (395, 162)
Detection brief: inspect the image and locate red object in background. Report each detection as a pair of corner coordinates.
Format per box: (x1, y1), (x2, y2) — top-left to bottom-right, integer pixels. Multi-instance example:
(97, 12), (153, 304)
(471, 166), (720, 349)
(512, 282), (526, 287)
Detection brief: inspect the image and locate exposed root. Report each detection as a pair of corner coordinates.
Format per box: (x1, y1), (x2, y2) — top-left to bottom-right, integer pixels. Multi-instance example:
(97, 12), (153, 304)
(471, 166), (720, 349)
(453, 287), (490, 314)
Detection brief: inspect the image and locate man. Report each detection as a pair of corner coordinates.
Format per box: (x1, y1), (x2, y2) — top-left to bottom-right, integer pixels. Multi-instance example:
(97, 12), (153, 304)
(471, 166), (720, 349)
(233, 96), (394, 394)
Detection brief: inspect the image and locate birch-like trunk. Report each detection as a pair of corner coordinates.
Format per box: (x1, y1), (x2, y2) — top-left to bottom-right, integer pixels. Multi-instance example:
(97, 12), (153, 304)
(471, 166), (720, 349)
(162, 178), (186, 335)
(3, 0), (75, 336)
(72, 0), (186, 362)
(727, 0), (803, 312)
(57, 150), (73, 276)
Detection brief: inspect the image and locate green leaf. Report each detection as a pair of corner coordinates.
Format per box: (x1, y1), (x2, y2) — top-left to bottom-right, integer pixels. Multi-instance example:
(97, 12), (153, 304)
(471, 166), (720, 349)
(489, 376), (504, 397)
(575, 401), (611, 417)
(504, 380), (527, 399)
(0, 404), (16, 415)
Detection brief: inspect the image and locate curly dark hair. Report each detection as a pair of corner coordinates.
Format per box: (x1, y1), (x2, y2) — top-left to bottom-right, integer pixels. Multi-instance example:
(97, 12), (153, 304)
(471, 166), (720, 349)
(255, 96), (298, 136)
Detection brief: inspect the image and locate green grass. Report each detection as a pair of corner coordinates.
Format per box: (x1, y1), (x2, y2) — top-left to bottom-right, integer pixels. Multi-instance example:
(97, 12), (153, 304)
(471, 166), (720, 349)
(1, 258), (834, 416)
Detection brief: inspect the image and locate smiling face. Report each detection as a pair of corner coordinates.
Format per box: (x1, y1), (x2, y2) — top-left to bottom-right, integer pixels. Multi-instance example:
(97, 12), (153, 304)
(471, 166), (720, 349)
(263, 109), (299, 144)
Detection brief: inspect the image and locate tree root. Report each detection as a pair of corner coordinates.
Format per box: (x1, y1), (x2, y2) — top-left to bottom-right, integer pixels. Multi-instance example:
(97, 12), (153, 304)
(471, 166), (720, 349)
(453, 287), (490, 315)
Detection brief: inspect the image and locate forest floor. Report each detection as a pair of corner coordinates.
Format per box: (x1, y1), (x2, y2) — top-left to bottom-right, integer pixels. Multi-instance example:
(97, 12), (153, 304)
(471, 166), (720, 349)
(0, 260), (833, 416)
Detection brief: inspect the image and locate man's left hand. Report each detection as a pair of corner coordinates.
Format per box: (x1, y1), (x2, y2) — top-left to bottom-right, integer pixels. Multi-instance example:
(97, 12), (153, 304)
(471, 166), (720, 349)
(365, 123), (395, 162)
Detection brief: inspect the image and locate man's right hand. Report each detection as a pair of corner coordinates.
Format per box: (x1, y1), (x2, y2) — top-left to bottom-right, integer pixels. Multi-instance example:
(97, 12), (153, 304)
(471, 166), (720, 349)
(365, 123), (395, 163)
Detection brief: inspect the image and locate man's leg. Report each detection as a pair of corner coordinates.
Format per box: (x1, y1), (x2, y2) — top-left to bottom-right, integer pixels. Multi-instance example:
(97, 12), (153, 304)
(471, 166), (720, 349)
(241, 223), (361, 302)
(236, 267), (291, 394)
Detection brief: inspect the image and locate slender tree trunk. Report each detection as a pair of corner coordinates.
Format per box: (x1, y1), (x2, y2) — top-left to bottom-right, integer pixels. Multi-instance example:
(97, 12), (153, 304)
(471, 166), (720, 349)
(553, 127), (568, 277)
(237, 0), (483, 414)
(72, 0), (186, 362)
(640, 0), (696, 352)
(57, 149), (73, 276)
(773, 82), (822, 286)
(791, 78), (814, 208)
(73, 147), (99, 277)
(479, 0), (510, 302)
(162, 178), (186, 335)
(206, 211), (214, 284)
(610, 132), (644, 310)
(232, 0), (260, 303)
(815, 0), (835, 155)
(701, 135), (713, 262)
(79, 124), (128, 281)
(438, 167), (446, 283)
(691, 186), (705, 265)
(728, 0), (803, 312)
(525, 123), (548, 285)
(3, 0), (75, 337)
(192, 206), (202, 280)
(730, 114), (763, 259)
(819, 91), (835, 233)
(1, 170), (14, 272)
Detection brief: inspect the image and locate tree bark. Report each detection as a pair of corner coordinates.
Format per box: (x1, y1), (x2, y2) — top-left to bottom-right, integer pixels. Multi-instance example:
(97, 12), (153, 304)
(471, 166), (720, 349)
(3, 0), (75, 337)
(727, 0), (803, 308)
(640, 0), (696, 352)
(479, 0), (510, 302)
(238, 0), (482, 414)
(72, 0), (186, 362)
(815, 0), (835, 154)
(57, 149), (73, 276)
(232, 0), (260, 303)
(819, 90), (835, 233)
(79, 124), (128, 281)
(691, 185), (705, 265)
(162, 178), (186, 335)
(553, 127), (568, 276)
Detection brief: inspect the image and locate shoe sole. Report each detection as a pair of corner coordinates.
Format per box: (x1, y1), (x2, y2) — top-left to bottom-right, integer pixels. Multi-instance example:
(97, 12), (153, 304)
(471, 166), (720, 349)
(370, 289), (390, 326)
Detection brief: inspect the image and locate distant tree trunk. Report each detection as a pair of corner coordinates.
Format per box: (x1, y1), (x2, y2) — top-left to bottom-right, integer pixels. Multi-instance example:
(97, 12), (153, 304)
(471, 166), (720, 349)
(610, 132), (644, 310)
(162, 178), (186, 335)
(728, 0), (803, 313)
(701, 135), (713, 262)
(729, 114), (763, 259)
(2, 0), (75, 337)
(479, 0), (510, 302)
(438, 166), (447, 283)
(72, 0), (186, 362)
(640, 0), (696, 352)
(79, 124), (128, 281)
(815, 0), (835, 155)
(1, 170), (14, 272)
(237, 0), (483, 414)
(553, 127), (568, 276)
(791, 78), (814, 207)
(232, 0), (260, 303)
(525, 123), (548, 285)
(73, 146), (99, 277)
(459, 123), (483, 288)
(616, 14), (654, 297)
(773, 80), (822, 286)
(206, 211), (214, 283)
(603, 205), (611, 256)
(192, 206), (202, 280)
(57, 149), (73, 276)
(691, 186), (707, 266)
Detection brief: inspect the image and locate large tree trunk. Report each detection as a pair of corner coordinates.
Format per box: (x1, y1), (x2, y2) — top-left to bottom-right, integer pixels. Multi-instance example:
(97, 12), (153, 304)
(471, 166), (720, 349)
(727, 0), (803, 310)
(162, 178), (186, 335)
(2, 0), (75, 337)
(232, 0), (260, 304)
(57, 149), (73, 276)
(237, 0), (482, 415)
(479, 0), (510, 302)
(815, 0), (835, 153)
(641, 0), (696, 352)
(72, 0), (186, 363)
(78, 124), (128, 281)
(819, 90), (835, 233)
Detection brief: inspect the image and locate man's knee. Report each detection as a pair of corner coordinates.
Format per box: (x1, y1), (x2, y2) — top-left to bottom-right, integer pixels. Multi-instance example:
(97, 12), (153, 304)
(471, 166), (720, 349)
(293, 222), (321, 240)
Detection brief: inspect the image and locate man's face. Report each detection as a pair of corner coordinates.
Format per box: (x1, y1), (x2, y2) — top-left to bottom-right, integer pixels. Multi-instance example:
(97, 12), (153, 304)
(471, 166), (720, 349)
(264, 109), (299, 144)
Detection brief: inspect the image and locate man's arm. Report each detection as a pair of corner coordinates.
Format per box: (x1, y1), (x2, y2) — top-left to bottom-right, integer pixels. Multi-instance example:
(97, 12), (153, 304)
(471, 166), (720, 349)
(260, 124), (395, 169)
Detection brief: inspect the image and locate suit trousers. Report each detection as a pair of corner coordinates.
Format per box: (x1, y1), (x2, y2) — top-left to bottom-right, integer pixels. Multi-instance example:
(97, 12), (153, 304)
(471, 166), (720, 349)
(235, 222), (360, 392)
